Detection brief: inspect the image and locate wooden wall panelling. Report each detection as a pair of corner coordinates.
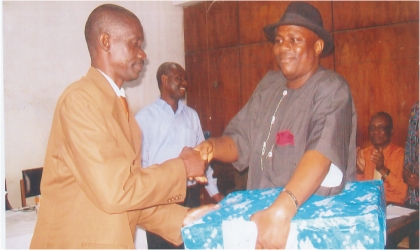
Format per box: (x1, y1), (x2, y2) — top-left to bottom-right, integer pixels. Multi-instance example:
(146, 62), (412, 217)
(238, 1), (289, 44)
(184, 1), (420, 201)
(185, 51), (211, 132)
(306, 1), (333, 32)
(320, 52), (335, 71)
(206, 1), (239, 50)
(239, 42), (279, 105)
(208, 47), (241, 137)
(238, 1), (333, 45)
(306, 1), (335, 70)
(184, 2), (208, 53)
(334, 22), (419, 148)
(333, 1), (420, 31)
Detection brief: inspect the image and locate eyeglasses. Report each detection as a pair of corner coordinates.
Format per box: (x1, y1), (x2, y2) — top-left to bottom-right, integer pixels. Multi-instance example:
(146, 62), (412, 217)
(368, 125), (390, 132)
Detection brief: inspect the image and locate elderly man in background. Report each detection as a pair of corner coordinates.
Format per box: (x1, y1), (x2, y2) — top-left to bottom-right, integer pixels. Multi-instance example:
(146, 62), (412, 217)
(357, 112), (407, 204)
(195, 2), (356, 248)
(30, 4), (215, 249)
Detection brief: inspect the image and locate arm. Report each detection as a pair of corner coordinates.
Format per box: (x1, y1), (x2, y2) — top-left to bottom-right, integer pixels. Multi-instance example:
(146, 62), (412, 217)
(137, 204), (189, 246)
(195, 135), (238, 163)
(61, 89), (204, 213)
(403, 168), (419, 189)
(374, 148), (408, 202)
(196, 73), (279, 172)
(385, 168), (409, 203)
(251, 150), (330, 249)
(204, 165), (224, 202)
(251, 74), (354, 248)
(356, 147), (366, 175)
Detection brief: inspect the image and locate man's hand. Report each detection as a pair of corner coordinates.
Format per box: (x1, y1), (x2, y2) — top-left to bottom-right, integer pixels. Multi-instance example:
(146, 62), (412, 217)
(371, 147), (387, 174)
(188, 140), (214, 184)
(356, 147), (366, 174)
(250, 206), (293, 249)
(179, 147), (206, 179)
(371, 147), (384, 169)
(187, 148), (209, 184)
(192, 176), (208, 184)
(403, 169), (419, 190)
(194, 139), (215, 163)
(194, 136), (239, 163)
(183, 204), (220, 226)
(250, 191), (296, 249)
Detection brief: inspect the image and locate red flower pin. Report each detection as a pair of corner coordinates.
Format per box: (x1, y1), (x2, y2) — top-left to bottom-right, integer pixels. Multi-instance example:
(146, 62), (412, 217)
(276, 130), (294, 146)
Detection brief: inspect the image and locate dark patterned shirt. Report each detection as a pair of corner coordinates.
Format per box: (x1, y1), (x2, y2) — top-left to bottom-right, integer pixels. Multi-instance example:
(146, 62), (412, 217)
(224, 67), (357, 196)
(404, 101), (419, 206)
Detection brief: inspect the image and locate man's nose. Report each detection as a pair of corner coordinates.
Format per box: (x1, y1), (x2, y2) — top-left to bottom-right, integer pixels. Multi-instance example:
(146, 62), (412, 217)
(139, 49), (147, 60)
(275, 42), (290, 54)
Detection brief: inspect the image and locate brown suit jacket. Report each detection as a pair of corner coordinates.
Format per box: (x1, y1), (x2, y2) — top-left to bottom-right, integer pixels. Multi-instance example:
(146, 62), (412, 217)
(30, 67), (188, 249)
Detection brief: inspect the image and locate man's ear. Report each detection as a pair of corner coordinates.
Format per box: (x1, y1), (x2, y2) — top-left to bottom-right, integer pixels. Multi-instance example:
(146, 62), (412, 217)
(314, 39), (324, 56)
(99, 33), (111, 52)
(161, 75), (168, 85)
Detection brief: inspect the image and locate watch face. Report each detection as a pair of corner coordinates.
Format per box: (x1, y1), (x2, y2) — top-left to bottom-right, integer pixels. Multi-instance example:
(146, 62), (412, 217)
(381, 169), (390, 181)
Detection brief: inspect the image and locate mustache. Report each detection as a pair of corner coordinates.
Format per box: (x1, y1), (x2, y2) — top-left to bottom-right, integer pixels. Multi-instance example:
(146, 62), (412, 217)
(277, 52), (295, 59)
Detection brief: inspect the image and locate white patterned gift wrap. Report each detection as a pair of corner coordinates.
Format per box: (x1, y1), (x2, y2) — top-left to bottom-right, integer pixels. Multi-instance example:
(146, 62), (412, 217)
(181, 180), (386, 249)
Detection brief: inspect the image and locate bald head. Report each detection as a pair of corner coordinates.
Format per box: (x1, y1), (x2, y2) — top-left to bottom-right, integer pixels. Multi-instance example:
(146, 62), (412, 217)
(84, 4), (140, 57)
(156, 62), (183, 89)
(371, 112), (393, 130)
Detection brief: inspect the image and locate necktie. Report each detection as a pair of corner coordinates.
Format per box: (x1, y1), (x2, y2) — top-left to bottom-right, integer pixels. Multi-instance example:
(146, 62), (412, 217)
(119, 96), (129, 121)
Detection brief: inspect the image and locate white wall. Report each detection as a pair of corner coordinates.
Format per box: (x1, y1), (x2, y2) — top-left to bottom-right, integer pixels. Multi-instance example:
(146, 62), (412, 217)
(3, 1), (185, 208)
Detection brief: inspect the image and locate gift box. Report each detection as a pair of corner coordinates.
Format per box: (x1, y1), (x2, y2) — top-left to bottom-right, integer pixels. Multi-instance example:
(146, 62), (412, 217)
(182, 180), (386, 249)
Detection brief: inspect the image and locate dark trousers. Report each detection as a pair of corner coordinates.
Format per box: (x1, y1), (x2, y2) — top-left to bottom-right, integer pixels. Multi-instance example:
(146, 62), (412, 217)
(146, 185), (201, 249)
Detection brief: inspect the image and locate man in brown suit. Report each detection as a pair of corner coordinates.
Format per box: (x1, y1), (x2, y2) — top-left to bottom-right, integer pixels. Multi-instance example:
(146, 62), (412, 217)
(30, 4), (215, 249)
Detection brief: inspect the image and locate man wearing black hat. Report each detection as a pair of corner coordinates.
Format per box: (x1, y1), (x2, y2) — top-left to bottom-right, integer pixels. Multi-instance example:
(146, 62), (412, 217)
(195, 2), (356, 248)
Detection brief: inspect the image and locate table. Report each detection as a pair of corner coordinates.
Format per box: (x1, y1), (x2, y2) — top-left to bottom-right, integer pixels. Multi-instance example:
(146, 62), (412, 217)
(6, 209), (37, 249)
(6, 209), (148, 249)
(386, 205), (419, 249)
(8, 204), (417, 249)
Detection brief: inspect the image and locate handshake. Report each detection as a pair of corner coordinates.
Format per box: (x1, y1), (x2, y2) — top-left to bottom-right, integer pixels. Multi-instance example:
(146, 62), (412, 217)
(179, 136), (237, 183)
(179, 140), (221, 227)
(178, 140), (214, 184)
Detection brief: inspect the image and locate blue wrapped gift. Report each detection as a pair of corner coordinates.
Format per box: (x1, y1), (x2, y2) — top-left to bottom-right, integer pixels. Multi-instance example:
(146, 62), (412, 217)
(182, 180), (386, 249)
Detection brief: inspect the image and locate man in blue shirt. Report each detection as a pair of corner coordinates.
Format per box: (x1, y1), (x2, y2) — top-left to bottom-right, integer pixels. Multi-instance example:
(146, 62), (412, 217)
(135, 62), (223, 249)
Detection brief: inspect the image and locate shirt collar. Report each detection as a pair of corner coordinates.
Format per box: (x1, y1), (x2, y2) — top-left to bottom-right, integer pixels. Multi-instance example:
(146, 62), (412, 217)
(96, 68), (126, 97)
(156, 98), (185, 115)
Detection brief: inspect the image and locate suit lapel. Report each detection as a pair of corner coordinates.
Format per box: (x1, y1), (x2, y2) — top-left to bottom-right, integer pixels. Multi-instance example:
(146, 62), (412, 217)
(128, 110), (141, 159)
(86, 67), (135, 152)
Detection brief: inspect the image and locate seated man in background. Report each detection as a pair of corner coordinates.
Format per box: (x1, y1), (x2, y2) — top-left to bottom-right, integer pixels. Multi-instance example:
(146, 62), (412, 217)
(403, 101), (419, 207)
(357, 112), (407, 204)
(135, 62), (223, 249)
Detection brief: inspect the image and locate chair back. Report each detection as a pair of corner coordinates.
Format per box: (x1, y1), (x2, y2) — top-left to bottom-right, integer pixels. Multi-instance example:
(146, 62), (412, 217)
(20, 167), (43, 207)
(5, 179), (13, 210)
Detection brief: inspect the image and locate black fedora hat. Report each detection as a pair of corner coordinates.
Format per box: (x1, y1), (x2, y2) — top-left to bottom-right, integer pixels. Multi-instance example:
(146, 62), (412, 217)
(263, 2), (333, 56)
